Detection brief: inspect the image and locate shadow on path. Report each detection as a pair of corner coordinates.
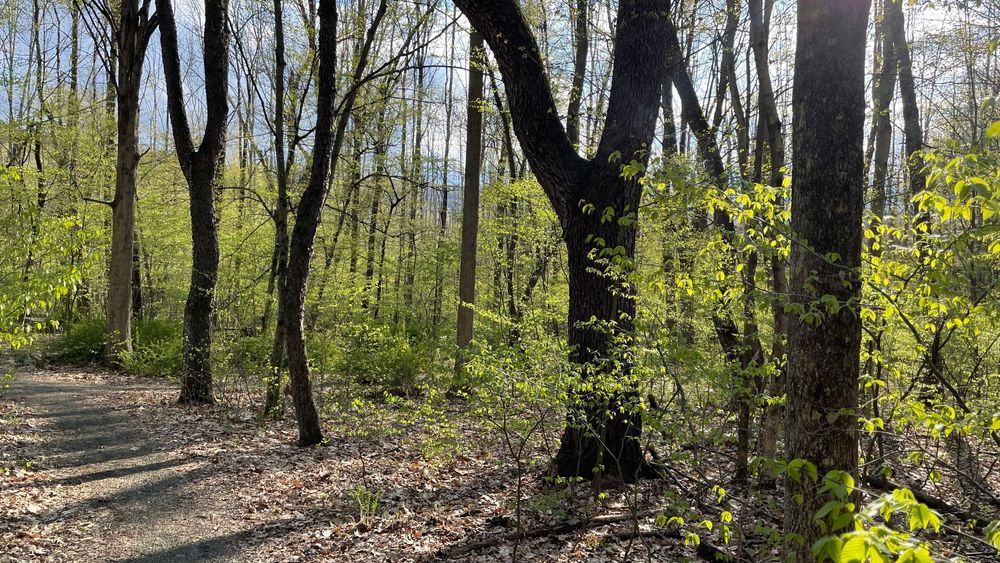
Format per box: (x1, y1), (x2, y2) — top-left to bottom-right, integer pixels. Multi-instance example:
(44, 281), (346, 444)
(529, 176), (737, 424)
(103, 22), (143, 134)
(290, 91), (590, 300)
(2, 371), (271, 562)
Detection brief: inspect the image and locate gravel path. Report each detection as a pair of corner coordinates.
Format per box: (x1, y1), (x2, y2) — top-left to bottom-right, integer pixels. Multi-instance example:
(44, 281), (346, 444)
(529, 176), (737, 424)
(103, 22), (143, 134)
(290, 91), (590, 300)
(2, 371), (252, 562)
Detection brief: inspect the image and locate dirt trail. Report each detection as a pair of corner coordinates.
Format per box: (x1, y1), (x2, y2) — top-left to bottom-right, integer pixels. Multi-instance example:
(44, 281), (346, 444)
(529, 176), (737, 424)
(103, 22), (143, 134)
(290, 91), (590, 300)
(2, 371), (252, 562)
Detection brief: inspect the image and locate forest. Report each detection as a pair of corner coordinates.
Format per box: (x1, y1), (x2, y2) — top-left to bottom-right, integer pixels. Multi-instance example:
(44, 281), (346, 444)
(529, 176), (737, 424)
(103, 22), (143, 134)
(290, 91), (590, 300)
(1, 0), (999, 561)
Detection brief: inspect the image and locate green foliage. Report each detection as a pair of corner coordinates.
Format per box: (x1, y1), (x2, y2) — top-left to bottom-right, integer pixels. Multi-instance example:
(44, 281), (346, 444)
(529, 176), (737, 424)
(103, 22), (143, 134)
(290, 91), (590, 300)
(118, 320), (183, 378)
(812, 485), (944, 563)
(0, 165), (95, 350)
(465, 331), (569, 458)
(335, 324), (427, 396)
(350, 485), (381, 529)
(0, 370), (15, 398)
(48, 318), (105, 365)
(223, 334), (273, 380)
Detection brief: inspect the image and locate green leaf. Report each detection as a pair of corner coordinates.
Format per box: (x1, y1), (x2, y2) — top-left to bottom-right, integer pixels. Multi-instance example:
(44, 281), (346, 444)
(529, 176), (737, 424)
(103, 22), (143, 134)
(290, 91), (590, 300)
(897, 546), (934, 563)
(985, 520), (1000, 549)
(811, 536), (842, 562)
(840, 534), (866, 563)
(986, 120), (1000, 140)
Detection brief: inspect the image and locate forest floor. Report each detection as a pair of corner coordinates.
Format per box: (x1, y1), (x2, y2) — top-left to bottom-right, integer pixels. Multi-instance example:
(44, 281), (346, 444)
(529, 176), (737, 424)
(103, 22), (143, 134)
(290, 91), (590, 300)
(0, 368), (711, 562)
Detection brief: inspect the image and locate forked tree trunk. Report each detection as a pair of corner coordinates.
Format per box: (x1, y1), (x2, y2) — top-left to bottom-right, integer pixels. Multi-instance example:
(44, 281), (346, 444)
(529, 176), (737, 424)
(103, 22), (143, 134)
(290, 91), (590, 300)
(783, 1), (870, 557)
(456, 0), (669, 482)
(157, 0), (230, 404)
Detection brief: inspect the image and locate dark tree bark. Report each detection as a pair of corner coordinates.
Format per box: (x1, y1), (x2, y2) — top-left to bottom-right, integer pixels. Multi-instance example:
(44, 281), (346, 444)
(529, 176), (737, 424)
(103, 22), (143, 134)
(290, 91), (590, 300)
(783, 0), (870, 557)
(281, 0), (339, 446)
(661, 75), (677, 158)
(455, 30), (485, 370)
(131, 230), (143, 320)
(156, 0), (230, 404)
(264, 0), (290, 418)
(868, 0), (897, 219)
(282, 0), (387, 446)
(566, 0), (588, 147)
(454, 0), (670, 482)
(886, 0), (925, 210)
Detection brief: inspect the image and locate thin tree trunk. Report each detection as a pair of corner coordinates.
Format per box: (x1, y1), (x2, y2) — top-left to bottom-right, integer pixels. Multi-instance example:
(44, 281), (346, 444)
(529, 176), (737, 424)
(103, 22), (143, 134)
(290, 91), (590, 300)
(348, 130), (363, 274)
(455, 30), (485, 372)
(363, 138), (385, 309)
(886, 0), (925, 210)
(402, 48), (426, 326)
(566, 0), (588, 148)
(750, 0), (789, 465)
(282, 0), (340, 446)
(264, 0), (290, 417)
(433, 12), (457, 332)
(661, 75), (677, 158)
(868, 0), (897, 220)
(282, 0), (387, 445)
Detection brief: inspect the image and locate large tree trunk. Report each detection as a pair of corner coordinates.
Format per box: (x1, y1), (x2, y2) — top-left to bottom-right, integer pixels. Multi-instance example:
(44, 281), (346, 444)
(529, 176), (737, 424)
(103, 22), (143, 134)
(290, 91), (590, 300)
(157, 0), (230, 404)
(554, 195), (642, 480)
(181, 160), (221, 403)
(455, 30), (484, 370)
(783, 0), (870, 557)
(455, 0), (669, 482)
(104, 0), (155, 360)
(107, 90), (139, 358)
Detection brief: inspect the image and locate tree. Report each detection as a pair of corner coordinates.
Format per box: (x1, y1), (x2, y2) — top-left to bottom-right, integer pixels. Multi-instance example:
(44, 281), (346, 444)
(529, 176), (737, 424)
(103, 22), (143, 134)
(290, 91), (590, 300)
(783, 0), (871, 557)
(282, 0), (387, 446)
(867, 0), (898, 219)
(263, 0), (290, 418)
(886, 0), (925, 211)
(454, 0), (670, 481)
(102, 0), (158, 362)
(749, 0), (789, 468)
(156, 0), (230, 404)
(455, 30), (484, 371)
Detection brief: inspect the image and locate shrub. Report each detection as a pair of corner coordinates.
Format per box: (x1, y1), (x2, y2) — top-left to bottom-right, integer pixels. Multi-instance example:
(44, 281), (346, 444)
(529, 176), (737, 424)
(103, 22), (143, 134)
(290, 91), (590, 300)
(224, 334), (272, 380)
(48, 318), (105, 365)
(134, 318), (180, 346)
(119, 319), (183, 378)
(336, 324), (425, 396)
